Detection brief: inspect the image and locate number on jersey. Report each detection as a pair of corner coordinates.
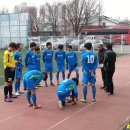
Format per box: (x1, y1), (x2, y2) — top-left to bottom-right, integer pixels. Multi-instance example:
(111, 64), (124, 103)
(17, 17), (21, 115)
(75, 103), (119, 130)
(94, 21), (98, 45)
(87, 55), (94, 63)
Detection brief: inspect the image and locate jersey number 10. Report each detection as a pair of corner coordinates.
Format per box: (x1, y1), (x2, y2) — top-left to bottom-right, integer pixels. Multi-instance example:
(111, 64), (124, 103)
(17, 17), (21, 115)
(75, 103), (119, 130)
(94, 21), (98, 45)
(87, 55), (94, 63)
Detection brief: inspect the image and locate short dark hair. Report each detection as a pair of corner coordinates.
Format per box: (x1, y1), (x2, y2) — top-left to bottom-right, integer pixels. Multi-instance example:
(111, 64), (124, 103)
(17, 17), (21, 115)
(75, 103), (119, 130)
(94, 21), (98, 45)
(106, 43), (112, 50)
(9, 42), (17, 49)
(30, 42), (36, 48)
(58, 44), (64, 50)
(67, 45), (72, 49)
(46, 42), (52, 47)
(16, 43), (22, 49)
(35, 47), (40, 51)
(84, 42), (92, 50)
(71, 78), (79, 85)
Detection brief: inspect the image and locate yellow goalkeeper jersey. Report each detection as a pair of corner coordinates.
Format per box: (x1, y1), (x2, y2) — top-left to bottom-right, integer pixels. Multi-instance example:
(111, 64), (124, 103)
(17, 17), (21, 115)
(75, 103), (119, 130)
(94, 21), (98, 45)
(3, 50), (15, 68)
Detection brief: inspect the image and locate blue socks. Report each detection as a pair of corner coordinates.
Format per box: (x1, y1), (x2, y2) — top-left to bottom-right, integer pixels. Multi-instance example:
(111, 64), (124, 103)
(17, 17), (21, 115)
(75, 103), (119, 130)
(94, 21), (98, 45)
(56, 72), (59, 82)
(62, 72), (65, 80)
(31, 94), (37, 106)
(15, 81), (20, 93)
(67, 73), (71, 79)
(83, 86), (87, 100)
(92, 86), (96, 99)
(50, 73), (53, 83)
(76, 73), (79, 79)
(26, 91), (31, 104)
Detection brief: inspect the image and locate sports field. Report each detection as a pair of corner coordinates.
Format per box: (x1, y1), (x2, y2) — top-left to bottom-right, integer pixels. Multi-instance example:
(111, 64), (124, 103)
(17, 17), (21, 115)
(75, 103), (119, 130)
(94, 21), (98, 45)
(0, 54), (130, 130)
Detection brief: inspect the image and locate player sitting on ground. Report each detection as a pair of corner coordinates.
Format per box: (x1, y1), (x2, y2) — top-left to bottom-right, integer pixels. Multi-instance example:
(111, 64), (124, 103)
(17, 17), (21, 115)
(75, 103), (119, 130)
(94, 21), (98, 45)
(57, 78), (78, 109)
(23, 70), (47, 109)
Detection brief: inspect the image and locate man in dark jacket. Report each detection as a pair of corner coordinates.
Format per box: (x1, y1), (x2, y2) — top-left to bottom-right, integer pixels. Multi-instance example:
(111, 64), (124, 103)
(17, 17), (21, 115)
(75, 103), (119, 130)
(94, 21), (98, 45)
(104, 43), (116, 95)
(98, 44), (106, 89)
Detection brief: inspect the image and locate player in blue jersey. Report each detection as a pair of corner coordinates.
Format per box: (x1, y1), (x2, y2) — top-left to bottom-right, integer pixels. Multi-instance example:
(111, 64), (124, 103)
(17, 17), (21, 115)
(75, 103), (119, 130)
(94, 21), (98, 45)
(57, 78), (79, 109)
(25, 42), (36, 71)
(66, 45), (79, 79)
(23, 70), (48, 109)
(14, 43), (23, 96)
(80, 43), (98, 103)
(35, 47), (41, 71)
(42, 42), (54, 87)
(55, 44), (66, 85)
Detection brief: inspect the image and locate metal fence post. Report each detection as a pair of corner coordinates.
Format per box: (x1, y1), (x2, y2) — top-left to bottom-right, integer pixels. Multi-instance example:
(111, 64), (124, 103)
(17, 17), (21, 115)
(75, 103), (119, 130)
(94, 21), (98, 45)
(121, 34), (123, 53)
(78, 35), (80, 51)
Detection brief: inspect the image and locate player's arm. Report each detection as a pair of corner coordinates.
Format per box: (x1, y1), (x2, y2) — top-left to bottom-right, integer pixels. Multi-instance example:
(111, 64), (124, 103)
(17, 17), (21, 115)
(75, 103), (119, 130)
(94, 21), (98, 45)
(24, 51), (29, 67)
(92, 54), (98, 72)
(103, 52), (109, 66)
(66, 54), (68, 69)
(3, 52), (14, 68)
(42, 51), (46, 63)
(74, 52), (78, 67)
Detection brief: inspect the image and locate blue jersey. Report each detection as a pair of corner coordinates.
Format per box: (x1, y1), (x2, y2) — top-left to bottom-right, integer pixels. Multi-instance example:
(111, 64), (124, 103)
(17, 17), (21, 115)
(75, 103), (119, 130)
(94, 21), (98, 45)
(55, 50), (65, 65)
(23, 70), (43, 84)
(14, 51), (23, 70)
(42, 49), (53, 64)
(35, 53), (41, 71)
(25, 50), (36, 67)
(82, 50), (98, 75)
(57, 79), (78, 98)
(66, 51), (78, 67)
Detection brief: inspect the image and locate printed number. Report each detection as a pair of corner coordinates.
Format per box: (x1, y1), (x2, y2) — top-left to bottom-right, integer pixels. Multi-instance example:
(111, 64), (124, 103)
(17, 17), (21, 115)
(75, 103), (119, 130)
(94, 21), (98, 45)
(87, 55), (94, 63)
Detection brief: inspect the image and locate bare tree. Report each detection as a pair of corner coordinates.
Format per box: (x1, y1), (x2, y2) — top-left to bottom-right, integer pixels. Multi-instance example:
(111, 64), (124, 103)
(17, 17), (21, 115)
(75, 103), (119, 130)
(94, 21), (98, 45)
(45, 2), (62, 36)
(39, 5), (45, 23)
(0, 8), (9, 14)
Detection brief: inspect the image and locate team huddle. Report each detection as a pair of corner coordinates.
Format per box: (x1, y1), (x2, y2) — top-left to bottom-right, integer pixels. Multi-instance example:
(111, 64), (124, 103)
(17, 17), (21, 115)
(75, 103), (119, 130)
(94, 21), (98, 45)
(3, 41), (116, 109)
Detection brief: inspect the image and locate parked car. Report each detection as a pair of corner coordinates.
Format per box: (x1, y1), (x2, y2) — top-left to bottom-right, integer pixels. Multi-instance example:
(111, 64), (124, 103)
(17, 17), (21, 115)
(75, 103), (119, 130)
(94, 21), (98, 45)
(80, 39), (103, 51)
(69, 39), (86, 51)
(53, 37), (75, 50)
(41, 38), (57, 50)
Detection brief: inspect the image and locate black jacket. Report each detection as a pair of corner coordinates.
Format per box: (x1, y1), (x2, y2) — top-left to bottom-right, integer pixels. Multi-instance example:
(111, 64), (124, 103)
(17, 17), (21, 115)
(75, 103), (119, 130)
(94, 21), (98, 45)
(98, 48), (106, 64)
(104, 49), (116, 72)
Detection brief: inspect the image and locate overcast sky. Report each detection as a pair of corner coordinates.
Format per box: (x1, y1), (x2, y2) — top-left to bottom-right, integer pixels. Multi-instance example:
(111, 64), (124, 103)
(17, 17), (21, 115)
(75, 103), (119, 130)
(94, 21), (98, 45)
(0, 0), (129, 20)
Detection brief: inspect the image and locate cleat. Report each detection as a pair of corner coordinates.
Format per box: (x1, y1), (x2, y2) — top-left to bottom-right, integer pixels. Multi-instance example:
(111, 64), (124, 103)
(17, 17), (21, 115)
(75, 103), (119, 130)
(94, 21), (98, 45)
(50, 83), (55, 86)
(105, 92), (110, 95)
(92, 99), (96, 102)
(57, 82), (60, 85)
(80, 99), (87, 103)
(4, 98), (13, 102)
(58, 101), (63, 109)
(9, 95), (18, 98)
(28, 103), (33, 107)
(100, 86), (105, 89)
(33, 105), (42, 109)
(71, 101), (77, 105)
(15, 92), (20, 96)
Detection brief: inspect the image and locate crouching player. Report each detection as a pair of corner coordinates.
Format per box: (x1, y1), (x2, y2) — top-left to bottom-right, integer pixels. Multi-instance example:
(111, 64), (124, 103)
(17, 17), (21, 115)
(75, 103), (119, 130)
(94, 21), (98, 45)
(81, 43), (98, 103)
(23, 70), (47, 109)
(57, 78), (78, 109)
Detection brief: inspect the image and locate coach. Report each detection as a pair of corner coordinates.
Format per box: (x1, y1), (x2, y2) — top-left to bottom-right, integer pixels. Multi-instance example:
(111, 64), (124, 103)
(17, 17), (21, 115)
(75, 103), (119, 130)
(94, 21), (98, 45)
(104, 43), (116, 95)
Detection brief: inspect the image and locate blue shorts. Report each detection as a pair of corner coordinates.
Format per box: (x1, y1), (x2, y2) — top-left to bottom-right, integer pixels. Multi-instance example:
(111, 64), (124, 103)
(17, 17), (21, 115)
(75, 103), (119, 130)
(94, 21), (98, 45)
(27, 64), (36, 71)
(44, 63), (53, 72)
(57, 64), (65, 72)
(35, 66), (41, 71)
(15, 69), (22, 79)
(69, 66), (79, 72)
(82, 73), (96, 85)
(23, 78), (35, 90)
(57, 91), (70, 102)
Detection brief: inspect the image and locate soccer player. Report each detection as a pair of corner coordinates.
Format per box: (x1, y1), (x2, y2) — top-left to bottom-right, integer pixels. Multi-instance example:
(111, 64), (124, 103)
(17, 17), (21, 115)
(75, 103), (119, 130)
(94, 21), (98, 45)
(23, 70), (48, 109)
(35, 47), (41, 71)
(3, 42), (17, 102)
(25, 42), (36, 71)
(81, 42), (98, 103)
(42, 42), (54, 87)
(14, 43), (23, 96)
(57, 78), (78, 109)
(66, 45), (79, 79)
(55, 44), (66, 85)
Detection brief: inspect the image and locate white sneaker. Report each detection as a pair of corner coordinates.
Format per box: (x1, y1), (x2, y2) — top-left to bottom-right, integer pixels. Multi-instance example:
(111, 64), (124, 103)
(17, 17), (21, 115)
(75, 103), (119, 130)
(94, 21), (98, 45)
(15, 92), (20, 96)
(58, 101), (63, 109)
